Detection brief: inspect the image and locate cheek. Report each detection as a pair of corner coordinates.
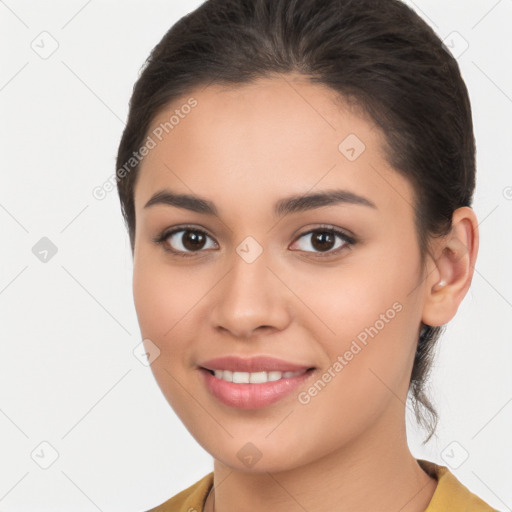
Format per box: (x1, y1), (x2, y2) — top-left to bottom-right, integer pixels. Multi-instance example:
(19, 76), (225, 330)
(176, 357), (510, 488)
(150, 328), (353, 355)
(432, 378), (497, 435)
(132, 258), (216, 383)
(291, 303), (417, 460)
(285, 255), (412, 344)
(132, 262), (200, 414)
(132, 266), (170, 339)
(287, 250), (420, 403)
(133, 258), (205, 339)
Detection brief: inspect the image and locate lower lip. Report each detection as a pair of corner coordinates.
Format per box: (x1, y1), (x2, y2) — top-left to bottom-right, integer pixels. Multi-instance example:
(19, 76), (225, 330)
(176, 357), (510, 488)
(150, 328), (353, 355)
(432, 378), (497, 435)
(199, 368), (315, 409)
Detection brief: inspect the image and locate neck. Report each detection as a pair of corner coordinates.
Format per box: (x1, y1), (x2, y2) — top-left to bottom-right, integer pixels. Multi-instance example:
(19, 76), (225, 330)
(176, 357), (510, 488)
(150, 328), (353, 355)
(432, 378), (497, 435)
(206, 416), (437, 512)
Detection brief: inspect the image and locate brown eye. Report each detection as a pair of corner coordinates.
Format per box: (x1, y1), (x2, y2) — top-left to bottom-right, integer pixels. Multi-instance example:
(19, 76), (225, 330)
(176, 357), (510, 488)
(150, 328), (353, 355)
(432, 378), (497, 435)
(311, 231), (336, 251)
(291, 227), (354, 255)
(181, 231), (207, 251)
(161, 228), (218, 254)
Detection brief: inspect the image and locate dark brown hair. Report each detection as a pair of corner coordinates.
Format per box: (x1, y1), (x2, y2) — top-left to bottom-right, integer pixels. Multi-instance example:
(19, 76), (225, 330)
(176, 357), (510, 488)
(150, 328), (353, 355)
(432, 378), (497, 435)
(116, 0), (476, 443)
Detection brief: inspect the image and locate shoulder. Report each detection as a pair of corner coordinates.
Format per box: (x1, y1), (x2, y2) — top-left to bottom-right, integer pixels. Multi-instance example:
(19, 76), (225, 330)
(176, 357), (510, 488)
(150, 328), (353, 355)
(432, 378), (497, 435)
(145, 472), (214, 512)
(418, 459), (500, 512)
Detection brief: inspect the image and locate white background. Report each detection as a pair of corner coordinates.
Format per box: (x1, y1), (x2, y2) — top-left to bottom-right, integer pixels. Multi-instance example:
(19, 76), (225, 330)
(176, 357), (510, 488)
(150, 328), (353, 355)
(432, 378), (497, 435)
(0, 1), (511, 511)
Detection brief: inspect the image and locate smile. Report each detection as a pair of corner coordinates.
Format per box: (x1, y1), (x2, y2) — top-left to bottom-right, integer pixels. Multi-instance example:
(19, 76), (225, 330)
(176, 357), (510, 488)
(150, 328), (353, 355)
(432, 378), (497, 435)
(199, 367), (316, 409)
(210, 368), (308, 384)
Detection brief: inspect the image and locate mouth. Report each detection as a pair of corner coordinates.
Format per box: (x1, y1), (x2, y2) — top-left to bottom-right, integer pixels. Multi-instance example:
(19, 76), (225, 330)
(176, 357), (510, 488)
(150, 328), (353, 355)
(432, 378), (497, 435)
(198, 354), (315, 374)
(197, 359), (317, 409)
(200, 367), (316, 384)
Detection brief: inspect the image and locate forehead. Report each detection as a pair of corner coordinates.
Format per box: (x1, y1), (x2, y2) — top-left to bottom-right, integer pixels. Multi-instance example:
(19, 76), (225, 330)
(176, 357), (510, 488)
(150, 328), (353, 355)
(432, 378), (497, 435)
(134, 75), (414, 217)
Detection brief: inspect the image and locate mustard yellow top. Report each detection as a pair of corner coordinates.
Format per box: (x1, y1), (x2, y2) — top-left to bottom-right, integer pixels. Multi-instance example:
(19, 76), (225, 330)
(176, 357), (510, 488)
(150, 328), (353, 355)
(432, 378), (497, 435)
(146, 459), (500, 512)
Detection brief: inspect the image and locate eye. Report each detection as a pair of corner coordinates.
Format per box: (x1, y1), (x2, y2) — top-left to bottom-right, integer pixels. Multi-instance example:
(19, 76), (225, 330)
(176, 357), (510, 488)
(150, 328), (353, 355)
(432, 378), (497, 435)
(153, 226), (218, 256)
(153, 224), (355, 258)
(290, 226), (355, 256)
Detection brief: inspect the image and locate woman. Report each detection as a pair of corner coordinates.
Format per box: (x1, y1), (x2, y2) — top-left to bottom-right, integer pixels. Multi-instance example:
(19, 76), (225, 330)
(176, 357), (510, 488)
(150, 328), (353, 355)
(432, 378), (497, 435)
(115, 0), (498, 510)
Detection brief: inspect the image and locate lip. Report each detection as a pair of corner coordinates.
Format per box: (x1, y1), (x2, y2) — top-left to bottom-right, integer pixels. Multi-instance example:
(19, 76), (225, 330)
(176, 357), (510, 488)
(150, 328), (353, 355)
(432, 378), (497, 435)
(198, 366), (316, 409)
(198, 355), (314, 373)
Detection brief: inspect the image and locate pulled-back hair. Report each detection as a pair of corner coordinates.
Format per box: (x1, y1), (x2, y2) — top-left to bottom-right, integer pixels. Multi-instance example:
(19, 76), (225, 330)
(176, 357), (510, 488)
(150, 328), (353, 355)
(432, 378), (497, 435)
(116, 0), (476, 443)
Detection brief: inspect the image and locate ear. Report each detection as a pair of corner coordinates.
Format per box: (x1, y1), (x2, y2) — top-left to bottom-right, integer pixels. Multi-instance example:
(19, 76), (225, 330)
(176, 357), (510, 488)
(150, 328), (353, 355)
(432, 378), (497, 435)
(421, 206), (479, 327)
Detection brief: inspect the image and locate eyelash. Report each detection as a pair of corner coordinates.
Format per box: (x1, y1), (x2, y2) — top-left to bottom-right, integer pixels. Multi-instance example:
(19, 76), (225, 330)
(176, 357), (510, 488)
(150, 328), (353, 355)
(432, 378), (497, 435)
(152, 224), (357, 258)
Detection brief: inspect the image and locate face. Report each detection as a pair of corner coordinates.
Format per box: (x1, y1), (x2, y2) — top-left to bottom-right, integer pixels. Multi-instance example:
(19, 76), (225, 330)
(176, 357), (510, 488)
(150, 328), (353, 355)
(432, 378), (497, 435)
(132, 74), (429, 472)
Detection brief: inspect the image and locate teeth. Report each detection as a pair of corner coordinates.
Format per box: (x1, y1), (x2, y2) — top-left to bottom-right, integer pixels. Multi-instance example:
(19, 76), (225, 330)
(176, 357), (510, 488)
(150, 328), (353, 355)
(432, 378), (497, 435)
(212, 369), (306, 383)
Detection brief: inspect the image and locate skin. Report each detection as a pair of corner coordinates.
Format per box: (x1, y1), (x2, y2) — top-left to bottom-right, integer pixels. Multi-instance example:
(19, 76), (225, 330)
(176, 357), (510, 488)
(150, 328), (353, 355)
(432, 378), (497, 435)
(132, 73), (478, 512)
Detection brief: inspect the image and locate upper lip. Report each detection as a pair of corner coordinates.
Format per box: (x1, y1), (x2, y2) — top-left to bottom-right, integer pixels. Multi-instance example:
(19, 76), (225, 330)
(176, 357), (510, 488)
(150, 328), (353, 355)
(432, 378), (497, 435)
(199, 356), (314, 373)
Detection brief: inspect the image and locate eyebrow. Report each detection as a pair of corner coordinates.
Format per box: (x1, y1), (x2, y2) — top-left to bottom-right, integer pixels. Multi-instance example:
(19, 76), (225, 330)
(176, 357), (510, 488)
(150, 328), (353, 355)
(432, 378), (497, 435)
(143, 188), (377, 216)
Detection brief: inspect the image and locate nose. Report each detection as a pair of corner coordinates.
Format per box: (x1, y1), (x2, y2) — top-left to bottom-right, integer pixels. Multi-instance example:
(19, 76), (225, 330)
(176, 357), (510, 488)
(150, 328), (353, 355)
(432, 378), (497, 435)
(209, 247), (292, 339)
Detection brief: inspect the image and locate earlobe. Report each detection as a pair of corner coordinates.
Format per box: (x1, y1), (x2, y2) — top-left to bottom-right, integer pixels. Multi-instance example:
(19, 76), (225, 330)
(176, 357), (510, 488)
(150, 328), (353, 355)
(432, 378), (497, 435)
(421, 206), (479, 327)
